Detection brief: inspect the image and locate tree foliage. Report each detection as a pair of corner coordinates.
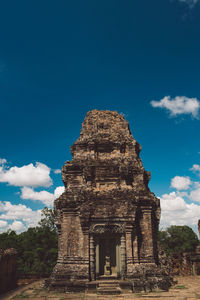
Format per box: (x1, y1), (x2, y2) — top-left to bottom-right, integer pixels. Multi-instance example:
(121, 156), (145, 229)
(0, 207), (58, 277)
(38, 207), (57, 232)
(158, 225), (200, 255)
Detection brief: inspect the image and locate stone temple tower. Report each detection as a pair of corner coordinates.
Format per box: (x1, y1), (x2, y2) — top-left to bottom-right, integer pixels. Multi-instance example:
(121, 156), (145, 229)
(49, 110), (172, 293)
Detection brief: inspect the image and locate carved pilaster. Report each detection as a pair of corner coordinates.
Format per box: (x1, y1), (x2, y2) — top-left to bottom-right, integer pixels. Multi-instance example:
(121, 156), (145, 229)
(89, 235), (95, 280)
(133, 235), (139, 263)
(126, 231), (133, 263)
(83, 231), (89, 258)
(120, 235), (126, 279)
(95, 242), (99, 278)
(142, 209), (154, 262)
(57, 225), (62, 259)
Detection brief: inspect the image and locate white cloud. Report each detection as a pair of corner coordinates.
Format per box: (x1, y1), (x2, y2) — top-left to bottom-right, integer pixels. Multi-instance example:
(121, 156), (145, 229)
(0, 201), (42, 232)
(54, 169), (61, 174)
(54, 186), (65, 198)
(190, 164), (200, 174)
(194, 181), (200, 188)
(0, 158), (7, 165)
(177, 0), (199, 8)
(189, 188), (200, 202)
(0, 220), (8, 228)
(160, 191), (200, 231)
(21, 187), (54, 206)
(21, 186), (65, 206)
(0, 184), (65, 232)
(160, 192), (187, 211)
(0, 162), (52, 187)
(171, 176), (191, 190)
(150, 96), (200, 118)
(8, 221), (25, 232)
(159, 166), (200, 233)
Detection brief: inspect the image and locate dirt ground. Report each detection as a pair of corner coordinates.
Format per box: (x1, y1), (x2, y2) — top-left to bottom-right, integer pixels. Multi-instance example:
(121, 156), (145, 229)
(0, 276), (200, 300)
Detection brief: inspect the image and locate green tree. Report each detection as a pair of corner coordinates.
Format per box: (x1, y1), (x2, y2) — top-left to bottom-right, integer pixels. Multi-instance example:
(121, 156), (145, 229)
(0, 207), (58, 277)
(158, 225), (200, 255)
(0, 230), (19, 250)
(38, 207), (57, 232)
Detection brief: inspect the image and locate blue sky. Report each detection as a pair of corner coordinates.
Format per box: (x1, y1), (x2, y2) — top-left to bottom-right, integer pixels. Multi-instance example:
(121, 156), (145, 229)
(1, 0), (200, 234)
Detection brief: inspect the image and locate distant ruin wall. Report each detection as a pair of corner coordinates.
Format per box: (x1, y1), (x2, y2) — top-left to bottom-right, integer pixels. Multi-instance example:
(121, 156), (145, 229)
(0, 248), (18, 294)
(170, 253), (193, 276)
(198, 220), (200, 239)
(170, 247), (200, 276)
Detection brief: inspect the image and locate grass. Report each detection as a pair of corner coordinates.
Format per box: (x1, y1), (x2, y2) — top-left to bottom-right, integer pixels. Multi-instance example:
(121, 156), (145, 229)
(174, 285), (188, 289)
(14, 293), (26, 298)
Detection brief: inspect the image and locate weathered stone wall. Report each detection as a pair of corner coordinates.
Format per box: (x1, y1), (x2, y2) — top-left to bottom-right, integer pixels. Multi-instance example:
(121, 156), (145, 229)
(170, 251), (200, 276)
(0, 248), (17, 294)
(170, 253), (192, 276)
(163, 243), (200, 276)
(168, 222), (200, 276)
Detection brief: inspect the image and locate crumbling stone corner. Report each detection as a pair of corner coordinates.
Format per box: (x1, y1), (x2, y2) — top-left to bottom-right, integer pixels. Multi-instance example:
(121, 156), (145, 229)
(0, 248), (18, 294)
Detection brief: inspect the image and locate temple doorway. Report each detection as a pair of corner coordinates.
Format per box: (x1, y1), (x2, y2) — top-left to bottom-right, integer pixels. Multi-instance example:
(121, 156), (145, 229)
(95, 235), (121, 278)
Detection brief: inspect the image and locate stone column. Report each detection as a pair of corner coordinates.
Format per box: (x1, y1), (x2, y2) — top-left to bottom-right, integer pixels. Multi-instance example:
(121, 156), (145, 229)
(83, 231), (89, 258)
(120, 235), (126, 279)
(133, 235), (139, 263)
(95, 242), (99, 278)
(142, 209), (154, 263)
(126, 231), (132, 261)
(89, 235), (95, 280)
(57, 226), (62, 259)
(126, 228), (133, 275)
(116, 243), (121, 277)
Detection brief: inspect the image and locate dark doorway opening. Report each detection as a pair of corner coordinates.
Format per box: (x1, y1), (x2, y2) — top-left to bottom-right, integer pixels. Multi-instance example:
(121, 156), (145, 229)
(96, 236), (121, 277)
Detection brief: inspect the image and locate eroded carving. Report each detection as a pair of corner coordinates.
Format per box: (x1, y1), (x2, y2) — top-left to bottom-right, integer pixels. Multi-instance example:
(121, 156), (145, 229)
(90, 224), (125, 234)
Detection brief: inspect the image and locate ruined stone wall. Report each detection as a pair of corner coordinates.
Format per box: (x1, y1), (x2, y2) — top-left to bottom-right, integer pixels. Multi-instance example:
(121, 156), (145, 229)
(168, 246), (200, 276)
(170, 222), (200, 276)
(0, 248), (17, 294)
(170, 253), (192, 276)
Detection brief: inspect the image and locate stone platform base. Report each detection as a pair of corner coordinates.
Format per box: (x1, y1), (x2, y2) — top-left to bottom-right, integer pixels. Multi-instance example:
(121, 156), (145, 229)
(46, 273), (173, 294)
(87, 280), (124, 294)
(46, 278), (87, 293)
(47, 263), (173, 294)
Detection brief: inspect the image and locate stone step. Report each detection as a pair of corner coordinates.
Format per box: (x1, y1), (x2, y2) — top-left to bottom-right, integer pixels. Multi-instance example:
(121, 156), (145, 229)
(98, 280), (119, 283)
(97, 281), (122, 295)
(98, 282), (120, 287)
(97, 286), (122, 295)
(98, 276), (118, 280)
